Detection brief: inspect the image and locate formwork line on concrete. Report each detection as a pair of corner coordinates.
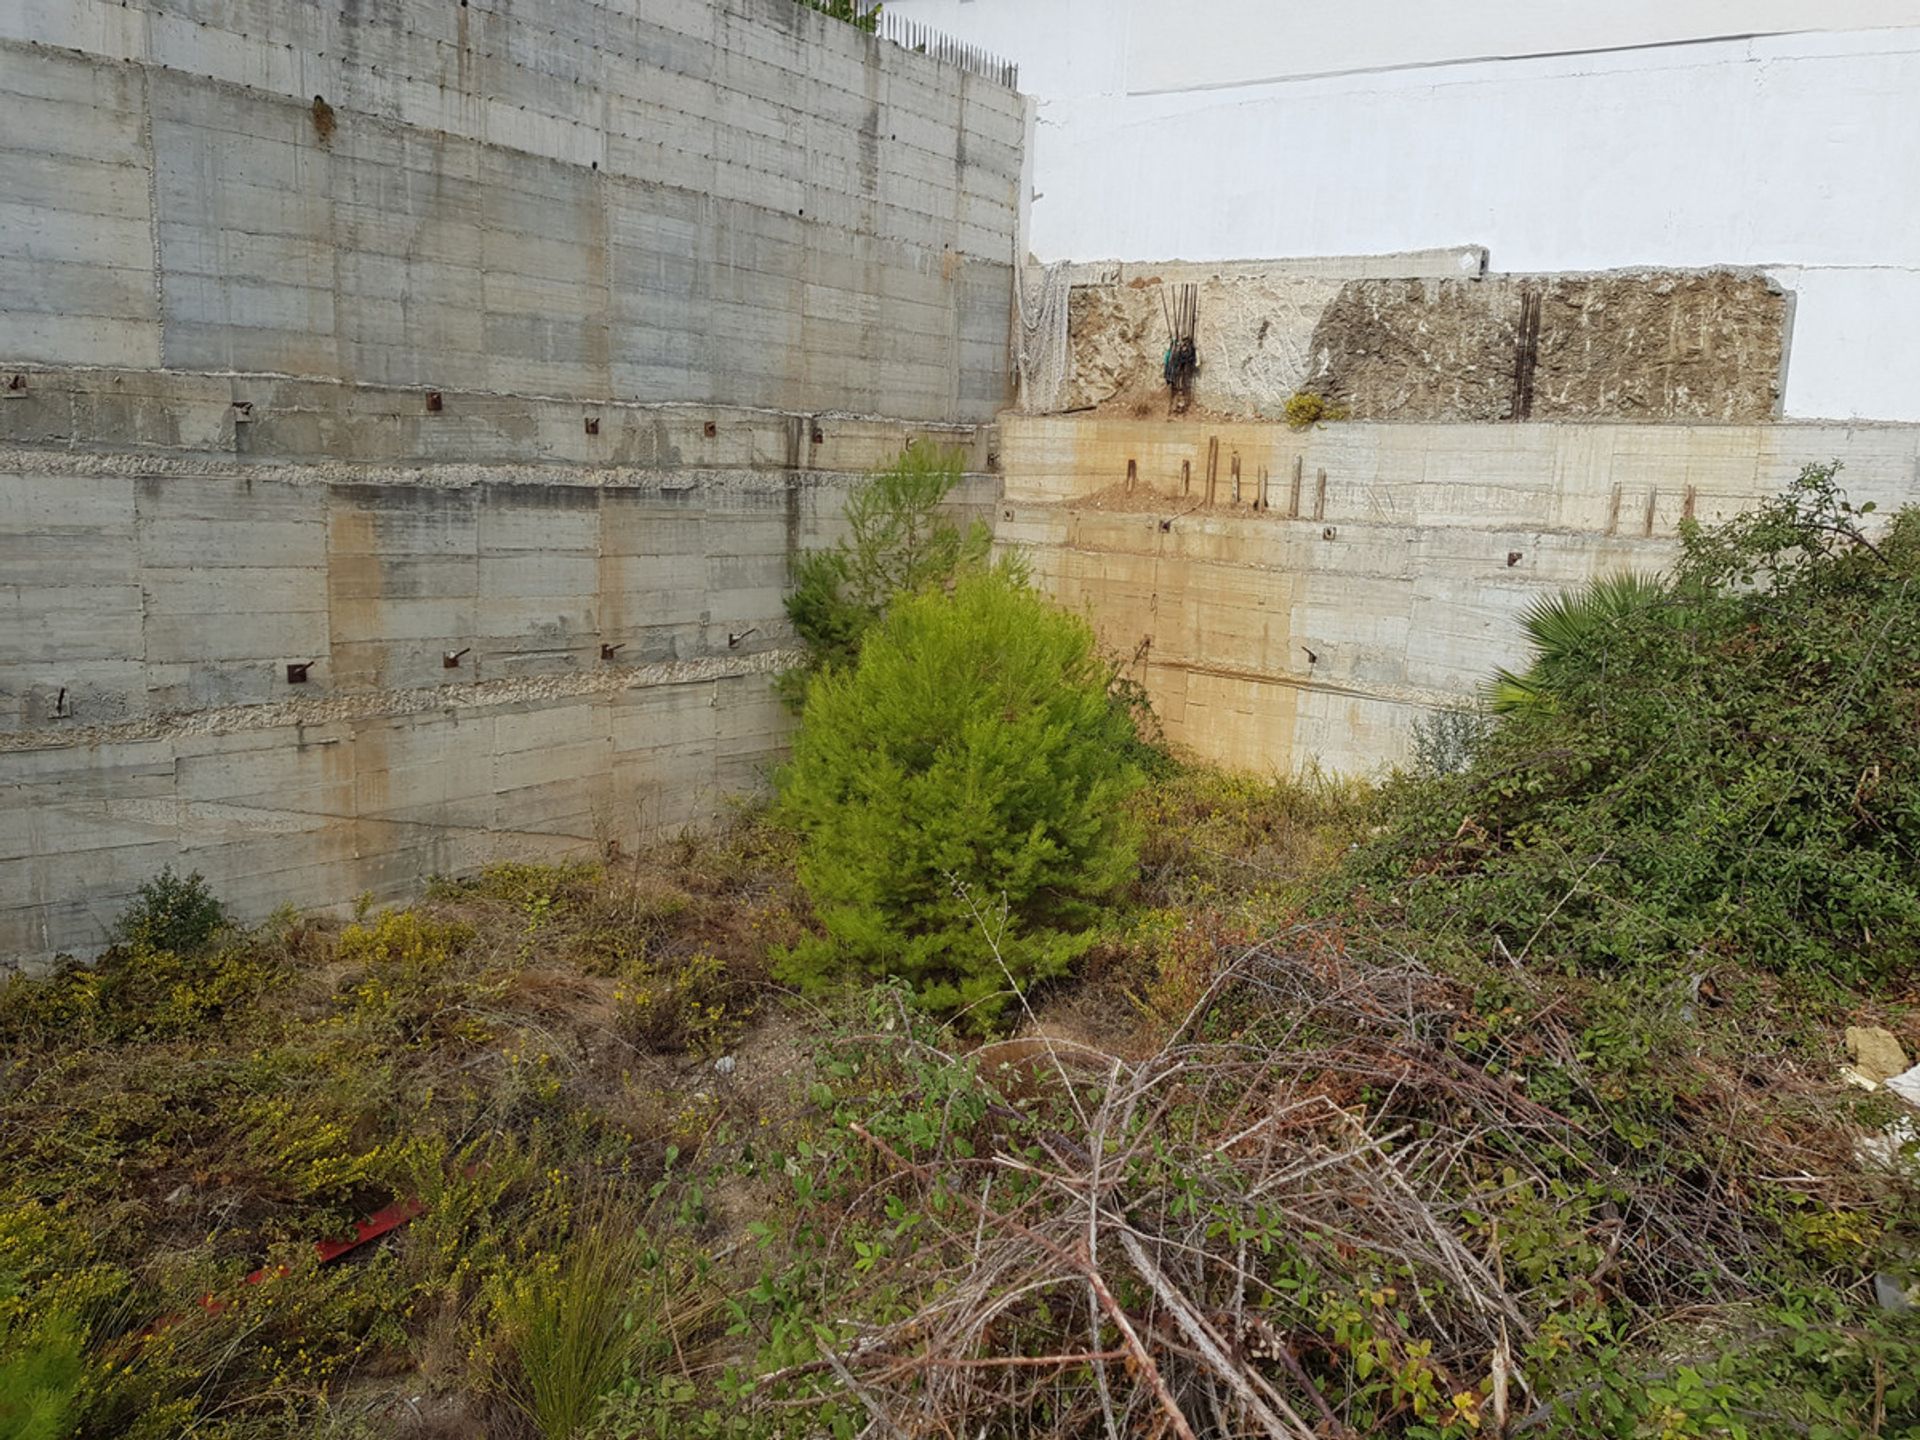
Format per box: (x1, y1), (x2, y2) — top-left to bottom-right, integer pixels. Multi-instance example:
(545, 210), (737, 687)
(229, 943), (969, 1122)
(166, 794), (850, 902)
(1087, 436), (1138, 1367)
(0, 652), (808, 757)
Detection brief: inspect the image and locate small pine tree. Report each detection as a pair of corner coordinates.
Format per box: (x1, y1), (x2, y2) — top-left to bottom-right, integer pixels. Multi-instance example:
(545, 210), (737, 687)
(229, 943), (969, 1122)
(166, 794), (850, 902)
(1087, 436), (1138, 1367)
(782, 442), (994, 705)
(0, 1306), (85, 1440)
(777, 570), (1142, 1027)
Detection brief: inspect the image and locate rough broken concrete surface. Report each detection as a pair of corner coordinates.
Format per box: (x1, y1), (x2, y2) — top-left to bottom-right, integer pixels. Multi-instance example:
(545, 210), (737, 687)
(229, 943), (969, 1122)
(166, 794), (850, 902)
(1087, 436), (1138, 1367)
(1064, 274), (1343, 417)
(1061, 269), (1786, 424)
(1847, 1026), (1912, 1083)
(1310, 273), (1786, 422)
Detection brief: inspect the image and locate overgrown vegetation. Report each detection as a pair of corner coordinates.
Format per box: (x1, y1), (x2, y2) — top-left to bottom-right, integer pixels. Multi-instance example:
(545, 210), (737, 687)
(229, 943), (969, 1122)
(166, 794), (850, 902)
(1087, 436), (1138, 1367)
(1, 468), (1915, 1438)
(489, 1204), (719, 1440)
(1357, 463), (1920, 988)
(0, 832), (799, 1438)
(114, 865), (229, 955)
(1485, 571), (1668, 716)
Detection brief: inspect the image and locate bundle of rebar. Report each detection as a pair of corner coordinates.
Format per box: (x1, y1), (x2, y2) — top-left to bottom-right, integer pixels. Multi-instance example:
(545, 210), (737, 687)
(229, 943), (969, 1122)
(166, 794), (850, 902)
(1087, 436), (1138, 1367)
(1164, 283), (1199, 414)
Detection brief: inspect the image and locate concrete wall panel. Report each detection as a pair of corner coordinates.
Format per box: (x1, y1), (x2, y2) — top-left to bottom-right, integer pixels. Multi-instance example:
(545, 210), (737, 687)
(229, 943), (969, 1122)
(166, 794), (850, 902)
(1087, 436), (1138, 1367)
(0, 0), (1021, 965)
(1, 0), (1021, 421)
(1002, 414), (1920, 775)
(0, 367), (1000, 968)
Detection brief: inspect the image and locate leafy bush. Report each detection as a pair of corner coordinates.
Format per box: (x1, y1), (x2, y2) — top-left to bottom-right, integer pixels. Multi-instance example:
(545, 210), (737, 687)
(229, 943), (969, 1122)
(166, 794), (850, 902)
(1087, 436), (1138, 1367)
(1357, 464), (1920, 985)
(1407, 700), (1492, 777)
(1487, 570), (1668, 715)
(614, 951), (745, 1057)
(114, 866), (227, 954)
(782, 442), (993, 702)
(777, 570), (1142, 1025)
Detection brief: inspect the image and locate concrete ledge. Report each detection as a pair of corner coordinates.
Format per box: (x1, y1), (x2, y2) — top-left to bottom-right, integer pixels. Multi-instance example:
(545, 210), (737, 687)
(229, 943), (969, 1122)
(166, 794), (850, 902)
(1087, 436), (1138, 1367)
(998, 414), (1920, 775)
(1044, 247), (1490, 287)
(0, 366), (1001, 474)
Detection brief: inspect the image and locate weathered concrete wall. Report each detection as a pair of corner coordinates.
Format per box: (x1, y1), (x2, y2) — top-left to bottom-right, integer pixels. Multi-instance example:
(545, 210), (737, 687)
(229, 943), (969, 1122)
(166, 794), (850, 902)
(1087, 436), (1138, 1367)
(999, 415), (1920, 774)
(1, 371), (998, 966)
(0, 0), (1023, 420)
(0, 367), (999, 735)
(1053, 260), (1787, 424)
(0, 0), (1022, 967)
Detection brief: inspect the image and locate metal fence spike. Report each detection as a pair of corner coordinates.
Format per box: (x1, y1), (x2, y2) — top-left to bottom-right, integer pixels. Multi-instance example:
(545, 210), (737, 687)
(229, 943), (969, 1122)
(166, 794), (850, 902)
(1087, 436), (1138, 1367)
(875, 7), (1017, 88)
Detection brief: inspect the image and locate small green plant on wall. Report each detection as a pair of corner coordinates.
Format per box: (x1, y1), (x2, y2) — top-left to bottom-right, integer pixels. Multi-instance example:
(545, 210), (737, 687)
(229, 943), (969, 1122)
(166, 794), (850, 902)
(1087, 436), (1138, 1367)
(796, 0), (881, 32)
(1284, 390), (1349, 430)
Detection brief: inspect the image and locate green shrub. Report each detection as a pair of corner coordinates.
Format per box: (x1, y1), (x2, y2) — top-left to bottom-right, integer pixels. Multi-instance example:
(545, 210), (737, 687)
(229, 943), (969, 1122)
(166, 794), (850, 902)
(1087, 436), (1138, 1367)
(1356, 464), (1920, 985)
(1486, 570), (1669, 715)
(782, 442), (993, 703)
(1407, 701), (1491, 777)
(1283, 390), (1348, 430)
(614, 951), (745, 1057)
(114, 866), (227, 954)
(777, 570), (1142, 1025)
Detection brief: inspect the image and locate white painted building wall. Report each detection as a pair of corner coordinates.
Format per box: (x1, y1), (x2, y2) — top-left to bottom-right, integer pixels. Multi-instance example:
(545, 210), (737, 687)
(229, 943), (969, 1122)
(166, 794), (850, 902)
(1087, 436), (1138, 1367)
(885, 0), (1920, 422)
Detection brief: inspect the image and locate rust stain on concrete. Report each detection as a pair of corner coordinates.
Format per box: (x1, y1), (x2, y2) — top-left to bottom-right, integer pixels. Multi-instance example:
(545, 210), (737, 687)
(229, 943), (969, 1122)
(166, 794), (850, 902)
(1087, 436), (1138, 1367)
(327, 500), (386, 690)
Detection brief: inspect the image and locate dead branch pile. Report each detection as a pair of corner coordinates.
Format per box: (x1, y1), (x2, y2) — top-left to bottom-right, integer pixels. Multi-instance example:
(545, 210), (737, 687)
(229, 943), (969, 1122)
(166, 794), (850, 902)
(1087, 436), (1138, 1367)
(762, 926), (1883, 1439)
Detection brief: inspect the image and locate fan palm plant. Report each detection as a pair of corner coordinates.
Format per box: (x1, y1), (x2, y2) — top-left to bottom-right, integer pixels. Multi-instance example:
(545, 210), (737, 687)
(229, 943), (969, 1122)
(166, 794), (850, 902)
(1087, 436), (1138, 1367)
(1488, 571), (1669, 715)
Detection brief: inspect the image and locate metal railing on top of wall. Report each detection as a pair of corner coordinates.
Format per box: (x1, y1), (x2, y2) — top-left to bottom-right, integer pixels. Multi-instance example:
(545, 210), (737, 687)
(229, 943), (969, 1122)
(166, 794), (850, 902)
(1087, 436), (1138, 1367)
(878, 12), (1020, 90)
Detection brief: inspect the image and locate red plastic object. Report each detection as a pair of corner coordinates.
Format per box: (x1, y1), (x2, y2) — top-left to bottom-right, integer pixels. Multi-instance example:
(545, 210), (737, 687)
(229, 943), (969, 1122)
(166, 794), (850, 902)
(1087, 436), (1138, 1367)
(312, 1196), (427, 1264)
(195, 1195), (428, 1316)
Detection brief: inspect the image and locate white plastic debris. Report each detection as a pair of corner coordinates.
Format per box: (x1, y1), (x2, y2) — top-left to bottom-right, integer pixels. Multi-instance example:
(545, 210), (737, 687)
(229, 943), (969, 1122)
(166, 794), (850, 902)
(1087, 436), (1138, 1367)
(1886, 1063), (1920, 1109)
(1857, 1114), (1920, 1178)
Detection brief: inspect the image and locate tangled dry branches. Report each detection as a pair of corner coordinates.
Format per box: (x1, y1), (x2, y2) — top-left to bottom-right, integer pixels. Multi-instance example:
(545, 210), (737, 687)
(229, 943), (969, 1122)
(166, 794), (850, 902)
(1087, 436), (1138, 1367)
(756, 925), (1887, 1439)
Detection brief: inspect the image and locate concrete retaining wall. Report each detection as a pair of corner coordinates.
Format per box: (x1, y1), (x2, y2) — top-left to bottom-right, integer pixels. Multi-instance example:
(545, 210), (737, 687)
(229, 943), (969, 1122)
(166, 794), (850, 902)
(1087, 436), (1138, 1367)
(1000, 415), (1920, 774)
(0, 370), (998, 966)
(0, 0), (1023, 420)
(0, 0), (1021, 967)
